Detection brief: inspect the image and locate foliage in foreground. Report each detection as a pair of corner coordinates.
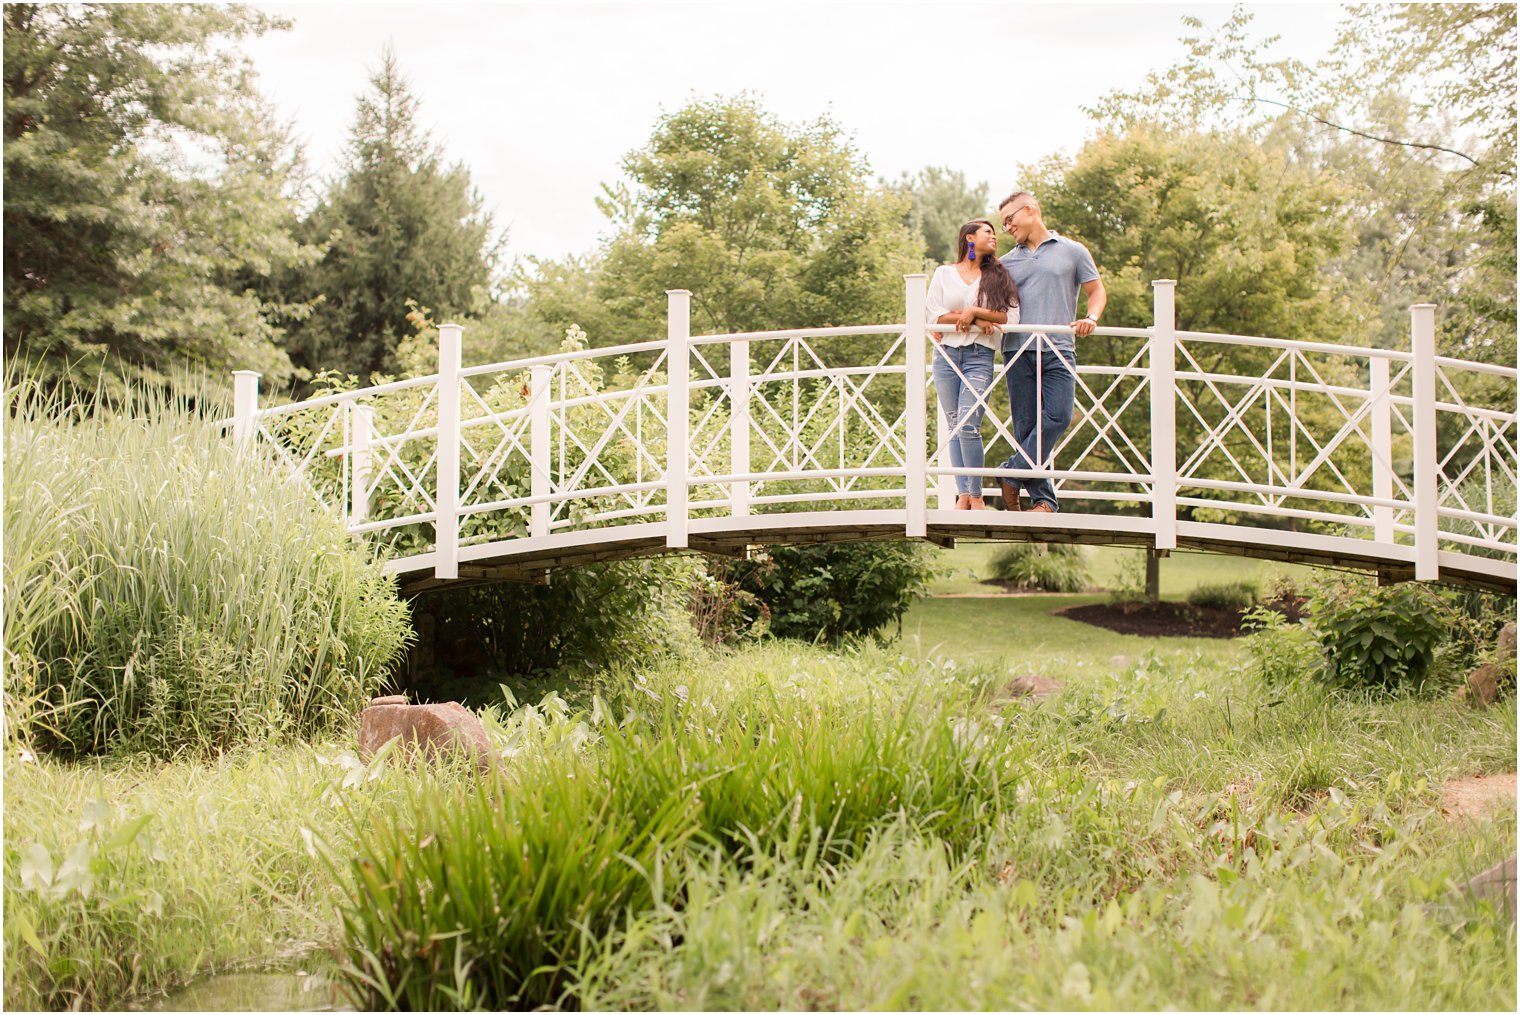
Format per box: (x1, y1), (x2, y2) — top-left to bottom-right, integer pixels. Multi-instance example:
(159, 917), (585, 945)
(3, 640), (1512, 1011)
(3, 382), (411, 756)
(333, 646), (1516, 1010)
(1244, 572), (1510, 695)
(1, 698), (594, 1011)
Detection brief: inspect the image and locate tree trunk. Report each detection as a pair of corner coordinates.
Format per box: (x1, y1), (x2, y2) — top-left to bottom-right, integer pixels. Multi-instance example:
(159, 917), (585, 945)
(1145, 550), (1162, 604)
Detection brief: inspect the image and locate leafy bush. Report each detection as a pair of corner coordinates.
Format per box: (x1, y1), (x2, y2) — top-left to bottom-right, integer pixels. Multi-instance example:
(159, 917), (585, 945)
(1308, 580), (1450, 692)
(1187, 579), (1259, 611)
(3, 382), (411, 756)
(1242, 606), (1320, 687)
(727, 541), (938, 643)
(688, 560), (769, 647)
(406, 557), (698, 683)
(984, 541), (1091, 592)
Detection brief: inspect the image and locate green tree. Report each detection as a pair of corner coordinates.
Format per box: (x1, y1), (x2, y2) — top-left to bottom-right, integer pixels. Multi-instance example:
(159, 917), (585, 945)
(1026, 126), (1346, 344)
(282, 46), (501, 385)
(1331, 3), (1515, 180)
(3, 3), (316, 391)
(530, 95), (922, 344)
(1023, 125), (1352, 600)
(1088, 5), (1515, 366)
(884, 166), (991, 267)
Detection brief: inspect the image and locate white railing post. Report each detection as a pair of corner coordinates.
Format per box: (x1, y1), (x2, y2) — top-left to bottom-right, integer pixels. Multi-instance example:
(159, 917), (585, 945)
(530, 364), (553, 539)
(351, 402), (375, 526)
(232, 370), (260, 450)
(1150, 280), (1177, 551)
(905, 274), (928, 537)
(666, 290), (691, 549)
(730, 336), (750, 518)
(1411, 304), (1439, 581)
(434, 322), (463, 580)
(1369, 356), (1394, 546)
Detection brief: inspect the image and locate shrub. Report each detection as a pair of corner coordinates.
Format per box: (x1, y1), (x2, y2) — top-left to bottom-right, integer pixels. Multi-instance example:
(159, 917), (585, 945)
(1187, 579), (1260, 611)
(406, 556), (698, 683)
(984, 541), (1091, 592)
(728, 541), (938, 643)
(3, 382), (411, 756)
(688, 559), (769, 647)
(1242, 606), (1320, 687)
(1307, 580), (1450, 692)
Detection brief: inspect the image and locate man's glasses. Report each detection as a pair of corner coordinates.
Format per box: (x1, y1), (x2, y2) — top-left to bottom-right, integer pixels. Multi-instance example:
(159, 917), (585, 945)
(1001, 205), (1033, 230)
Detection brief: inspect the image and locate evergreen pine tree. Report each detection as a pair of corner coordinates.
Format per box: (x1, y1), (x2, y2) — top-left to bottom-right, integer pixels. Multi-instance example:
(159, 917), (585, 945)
(284, 46), (501, 383)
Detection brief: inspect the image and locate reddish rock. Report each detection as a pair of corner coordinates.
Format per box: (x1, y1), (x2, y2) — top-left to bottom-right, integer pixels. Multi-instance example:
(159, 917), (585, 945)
(1458, 665), (1503, 707)
(358, 696), (494, 771)
(997, 675), (1064, 702)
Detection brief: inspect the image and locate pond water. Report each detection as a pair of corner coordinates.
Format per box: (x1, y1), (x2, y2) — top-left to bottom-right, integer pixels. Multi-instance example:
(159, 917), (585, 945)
(139, 970), (352, 1012)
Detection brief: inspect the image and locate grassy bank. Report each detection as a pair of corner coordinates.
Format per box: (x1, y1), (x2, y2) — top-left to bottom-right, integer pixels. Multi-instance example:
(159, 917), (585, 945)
(7, 634), (1512, 1010)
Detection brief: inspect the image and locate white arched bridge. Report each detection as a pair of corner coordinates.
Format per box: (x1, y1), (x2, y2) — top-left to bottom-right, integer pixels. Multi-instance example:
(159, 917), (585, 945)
(228, 278), (1517, 597)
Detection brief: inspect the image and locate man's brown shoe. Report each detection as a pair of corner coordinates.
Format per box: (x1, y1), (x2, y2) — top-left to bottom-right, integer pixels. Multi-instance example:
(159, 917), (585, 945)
(1029, 502), (1056, 513)
(999, 479), (1022, 511)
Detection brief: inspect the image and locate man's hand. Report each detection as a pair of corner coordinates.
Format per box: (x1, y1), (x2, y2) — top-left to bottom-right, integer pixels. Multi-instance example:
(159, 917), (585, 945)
(1071, 316), (1097, 339)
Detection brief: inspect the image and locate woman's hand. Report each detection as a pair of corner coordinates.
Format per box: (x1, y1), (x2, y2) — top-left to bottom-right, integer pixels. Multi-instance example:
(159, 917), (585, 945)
(954, 308), (979, 332)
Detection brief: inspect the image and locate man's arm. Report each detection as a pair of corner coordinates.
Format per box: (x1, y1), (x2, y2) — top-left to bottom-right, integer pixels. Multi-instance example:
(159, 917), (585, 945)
(1073, 278), (1107, 338)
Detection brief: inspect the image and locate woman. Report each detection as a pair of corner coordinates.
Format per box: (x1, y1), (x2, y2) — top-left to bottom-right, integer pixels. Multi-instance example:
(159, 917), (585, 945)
(926, 218), (1019, 510)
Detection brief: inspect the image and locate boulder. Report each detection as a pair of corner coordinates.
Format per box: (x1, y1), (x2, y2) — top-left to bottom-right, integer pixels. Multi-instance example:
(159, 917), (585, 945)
(358, 695), (494, 771)
(1458, 664), (1503, 707)
(1454, 855), (1517, 923)
(998, 675), (1064, 702)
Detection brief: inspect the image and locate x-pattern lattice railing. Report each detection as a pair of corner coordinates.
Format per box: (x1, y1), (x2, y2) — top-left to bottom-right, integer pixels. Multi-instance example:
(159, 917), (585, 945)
(226, 280), (1516, 589)
(925, 328), (1157, 510)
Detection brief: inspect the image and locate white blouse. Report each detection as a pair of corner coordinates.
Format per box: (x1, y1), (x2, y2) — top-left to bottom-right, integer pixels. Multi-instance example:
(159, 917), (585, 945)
(925, 264), (1020, 350)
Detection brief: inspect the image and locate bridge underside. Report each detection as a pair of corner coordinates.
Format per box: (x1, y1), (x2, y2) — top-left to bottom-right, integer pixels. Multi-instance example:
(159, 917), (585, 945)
(390, 510), (1516, 598)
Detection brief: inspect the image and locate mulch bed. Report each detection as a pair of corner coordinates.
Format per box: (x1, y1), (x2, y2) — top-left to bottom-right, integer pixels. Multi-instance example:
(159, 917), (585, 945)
(1058, 596), (1306, 639)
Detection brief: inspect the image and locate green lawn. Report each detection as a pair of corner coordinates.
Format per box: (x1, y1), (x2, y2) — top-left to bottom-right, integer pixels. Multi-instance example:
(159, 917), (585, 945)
(928, 541), (1318, 598)
(901, 593), (1248, 669)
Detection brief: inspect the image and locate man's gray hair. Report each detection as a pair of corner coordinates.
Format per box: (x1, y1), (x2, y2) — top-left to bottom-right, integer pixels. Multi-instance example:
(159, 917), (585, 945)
(998, 190), (1037, 210)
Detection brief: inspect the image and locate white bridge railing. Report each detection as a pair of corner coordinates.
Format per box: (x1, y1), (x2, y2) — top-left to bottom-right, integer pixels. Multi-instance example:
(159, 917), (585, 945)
(229, 277), (1517, 594)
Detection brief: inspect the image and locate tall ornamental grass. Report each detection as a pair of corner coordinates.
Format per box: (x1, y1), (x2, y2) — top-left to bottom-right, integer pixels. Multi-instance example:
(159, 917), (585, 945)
(3, 381), (411, 756)
(334, 648), (1024, 1009)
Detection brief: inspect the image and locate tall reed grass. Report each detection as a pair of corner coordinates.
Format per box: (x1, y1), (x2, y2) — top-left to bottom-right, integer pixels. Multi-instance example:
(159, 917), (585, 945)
(333, 647), (1026, 1008)
(3, 379), (411, 755)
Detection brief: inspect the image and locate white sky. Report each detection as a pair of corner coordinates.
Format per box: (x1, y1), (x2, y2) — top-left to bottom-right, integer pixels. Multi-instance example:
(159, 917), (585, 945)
(244, 2), (1349, 268)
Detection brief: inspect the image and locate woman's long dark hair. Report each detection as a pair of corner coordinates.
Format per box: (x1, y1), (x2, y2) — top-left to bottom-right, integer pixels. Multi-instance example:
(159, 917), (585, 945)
(953, 218), (1019, 312)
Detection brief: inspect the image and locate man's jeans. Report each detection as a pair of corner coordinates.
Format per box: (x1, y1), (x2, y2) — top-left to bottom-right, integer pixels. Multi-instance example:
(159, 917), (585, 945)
(931, 342), (996, 497)
(999, 341), (1075, 510)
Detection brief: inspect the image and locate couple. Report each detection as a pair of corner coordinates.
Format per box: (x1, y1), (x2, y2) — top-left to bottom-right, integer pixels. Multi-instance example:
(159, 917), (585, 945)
(926, 191), (1107, 512)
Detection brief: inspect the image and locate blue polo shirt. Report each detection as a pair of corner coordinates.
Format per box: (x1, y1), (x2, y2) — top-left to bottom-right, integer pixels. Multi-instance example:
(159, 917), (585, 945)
(999, 231), (1099, 355)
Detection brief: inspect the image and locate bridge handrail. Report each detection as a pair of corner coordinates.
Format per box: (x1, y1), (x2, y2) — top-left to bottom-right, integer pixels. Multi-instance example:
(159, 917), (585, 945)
(226, 278), (1516, 593)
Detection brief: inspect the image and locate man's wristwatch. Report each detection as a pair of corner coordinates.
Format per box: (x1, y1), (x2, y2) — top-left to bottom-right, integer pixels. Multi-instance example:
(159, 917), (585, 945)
(1082, 316), (1098, 325)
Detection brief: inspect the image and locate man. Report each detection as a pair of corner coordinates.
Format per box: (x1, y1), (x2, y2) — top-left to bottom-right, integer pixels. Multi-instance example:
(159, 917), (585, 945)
(995, 191), (1106, 512)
